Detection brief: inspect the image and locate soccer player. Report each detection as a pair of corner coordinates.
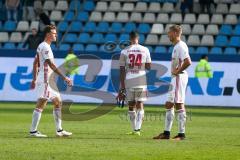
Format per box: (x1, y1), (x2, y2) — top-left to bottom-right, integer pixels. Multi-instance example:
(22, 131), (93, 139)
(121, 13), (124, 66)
(118, 31), (151, 136)
(153, 25), (192, 140)
(29, 25), (73, 137)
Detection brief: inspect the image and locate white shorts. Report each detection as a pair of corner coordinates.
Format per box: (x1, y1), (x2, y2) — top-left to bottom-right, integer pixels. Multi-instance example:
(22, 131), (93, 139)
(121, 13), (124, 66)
(126, 88), (148, 102)
(35, 82), (60, 100)
(167, 73), (188, 103)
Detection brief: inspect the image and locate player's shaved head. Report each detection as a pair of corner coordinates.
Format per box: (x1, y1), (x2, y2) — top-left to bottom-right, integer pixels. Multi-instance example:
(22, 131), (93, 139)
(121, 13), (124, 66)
(130, 31), (139, 40)
(129, 31), (139, 44)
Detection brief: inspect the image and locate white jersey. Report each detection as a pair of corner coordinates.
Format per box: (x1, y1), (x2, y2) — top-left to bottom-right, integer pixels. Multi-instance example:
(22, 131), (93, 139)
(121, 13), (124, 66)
(171, 41), (190, 75)
(35, 41), (54, 83)
(119, 44), (151, 89)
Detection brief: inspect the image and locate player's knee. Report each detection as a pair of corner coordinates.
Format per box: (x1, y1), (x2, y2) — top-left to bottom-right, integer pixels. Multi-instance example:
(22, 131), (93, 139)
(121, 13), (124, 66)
(136, 101), (143, 109)
(175, 103), (184, 110)
(165, 101), (174, 109)
(52, 97), (62, 108)
(128, 101), (136, 111)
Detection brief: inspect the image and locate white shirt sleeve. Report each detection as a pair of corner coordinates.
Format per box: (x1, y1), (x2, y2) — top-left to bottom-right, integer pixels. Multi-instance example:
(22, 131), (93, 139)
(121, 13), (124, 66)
(146, 48), (151, 63)
(119, 51), (126, 67)
(179, 44), (190, 61)
(42, 46), (51, 60)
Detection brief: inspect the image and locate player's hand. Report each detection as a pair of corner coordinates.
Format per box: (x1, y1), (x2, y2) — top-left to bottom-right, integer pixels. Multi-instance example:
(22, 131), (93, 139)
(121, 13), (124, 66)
(171, 68), (179, 76)
(64, 77), (73, 87)
(30, 80), (36, 89)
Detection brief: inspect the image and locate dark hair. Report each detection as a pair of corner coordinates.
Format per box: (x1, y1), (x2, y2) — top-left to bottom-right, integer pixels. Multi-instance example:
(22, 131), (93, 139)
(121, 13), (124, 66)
(201, 54), (208, 59)
(43, 25), (56, 38)
(129, 31), (139, 40)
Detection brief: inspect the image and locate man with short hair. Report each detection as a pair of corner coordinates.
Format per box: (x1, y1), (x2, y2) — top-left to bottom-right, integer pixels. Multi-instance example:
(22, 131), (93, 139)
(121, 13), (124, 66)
(195, 54), (212, 78)
(153, 25), (192, 140)
(118, 31), (151, 136)
(29, 25), (73, 137)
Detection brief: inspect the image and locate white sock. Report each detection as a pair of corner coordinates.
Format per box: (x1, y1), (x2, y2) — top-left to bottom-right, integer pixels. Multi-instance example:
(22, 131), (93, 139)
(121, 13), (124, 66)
(30, 108), (42, 132)
(164, 108), (175, 132)
(177, 109), (186, 133)
(135, 109), (144, 131)
(53, 107), (62, 131)
(128, 111), (136, 131)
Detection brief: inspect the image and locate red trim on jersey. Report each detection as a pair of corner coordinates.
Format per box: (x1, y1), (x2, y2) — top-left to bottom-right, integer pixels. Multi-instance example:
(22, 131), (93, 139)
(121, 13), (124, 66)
(44, 83), (48, 98)
(44, 61), (48, 83)
(175, 75), (179, 103)
(36, 53), (40, 73)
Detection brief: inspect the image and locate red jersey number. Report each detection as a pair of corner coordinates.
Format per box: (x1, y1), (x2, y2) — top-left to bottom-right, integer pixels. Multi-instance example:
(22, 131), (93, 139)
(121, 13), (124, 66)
(128, 54), (142, 68)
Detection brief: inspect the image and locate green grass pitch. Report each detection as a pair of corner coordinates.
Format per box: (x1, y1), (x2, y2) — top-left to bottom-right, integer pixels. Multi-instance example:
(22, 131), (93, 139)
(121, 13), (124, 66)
(0, 102), (240, 160)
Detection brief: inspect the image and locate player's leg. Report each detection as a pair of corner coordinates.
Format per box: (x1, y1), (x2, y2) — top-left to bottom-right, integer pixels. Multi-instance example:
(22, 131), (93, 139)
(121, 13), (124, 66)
(172, 103), (186, 140)
(52, 97), (72, 137)
(135, 101), (144, 133)
(135, 88), (147, 134)
(29, 98), (48, 137)
(153, 102), (175, 139)
(172, 73), (188, 140)
(126, 101), (137, 135)
(153, 77), (176, 139)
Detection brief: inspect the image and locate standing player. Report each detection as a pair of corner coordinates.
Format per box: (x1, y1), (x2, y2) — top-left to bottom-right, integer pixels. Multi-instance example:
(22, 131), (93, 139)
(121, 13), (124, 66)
(118, 31), (151, 136)
(153, 25), (191, 140)
(29, 25), (73, 137)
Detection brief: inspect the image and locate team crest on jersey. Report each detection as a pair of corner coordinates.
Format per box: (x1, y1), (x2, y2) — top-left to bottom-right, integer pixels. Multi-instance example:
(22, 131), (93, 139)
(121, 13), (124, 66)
(45, 51), (49, 55)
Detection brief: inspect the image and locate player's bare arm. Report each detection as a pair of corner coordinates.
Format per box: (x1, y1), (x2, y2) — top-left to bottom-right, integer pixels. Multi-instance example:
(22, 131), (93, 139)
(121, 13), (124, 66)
(31, 55), (39, 89)
(172, 57), (192, 75)
(145, 63), (151, 70)
(45, 59), (73, 86)
(120, 66), (126, 89)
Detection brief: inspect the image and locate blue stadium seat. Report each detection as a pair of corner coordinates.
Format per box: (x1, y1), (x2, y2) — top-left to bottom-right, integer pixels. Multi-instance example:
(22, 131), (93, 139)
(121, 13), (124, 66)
(111, 22), (123, 33)
(105, 34), (117, 43)
(3, 42), (15, 49)
(78, 33), (90, 43)
(195, 47), (209, 54)
(83, 22), (96, 32)
(73, 44), (84, 51)
(69, 22), (82, 32)
(99, 45), (106, 52)
(124, 22), (137, 33)
(17, 43), (24, 49)
(189, 47), (195, 54)
(233, 24), (240, 36)
(57, 21), (68, 32)
(119, 34), (129, 42)
(50, 43), (57, 50)
(64, 11), (74, 21)
(168, 46), (173, 54)
(91, 33), (104, 44)
(96, 22), (109, 33)
(59, 44), (70, 51)
(219, 25), (232, 35)
(146, 46), (153, 53)
(0, 21), (2, 31)
(137, 23), (150, 34)
(77, 12), (89, 22)
(3, 21), (16, 32)
(69, 1), (81, 11)
(224, 47), (237, 54)
(154, 46), (167, 54)
(85, 44), (98, 52)
(139, 34), (145, 44)
(229, 36), (240, 47)
(64, 33), (78, 43)
(210, 47), (222, 54)
(215, 35), (228, 47)
(83, 1), (95, 11)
